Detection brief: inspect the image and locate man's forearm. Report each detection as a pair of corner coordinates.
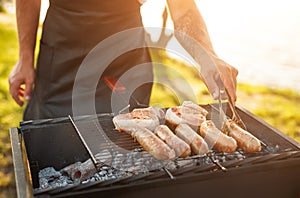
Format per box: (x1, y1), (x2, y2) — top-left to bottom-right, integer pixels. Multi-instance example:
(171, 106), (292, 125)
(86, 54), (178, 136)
(166, 0), (239, 102)
(167, 0), (216, 62)
(15, 0), (41, 66)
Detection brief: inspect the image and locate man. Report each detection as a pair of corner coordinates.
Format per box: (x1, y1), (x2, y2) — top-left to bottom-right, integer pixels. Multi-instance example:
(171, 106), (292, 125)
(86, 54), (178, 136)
(9, 0), (238, 120)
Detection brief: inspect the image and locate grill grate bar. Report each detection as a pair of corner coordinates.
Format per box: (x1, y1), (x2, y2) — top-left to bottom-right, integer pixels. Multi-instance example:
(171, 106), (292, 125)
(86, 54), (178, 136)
(28, 104), (300, 195)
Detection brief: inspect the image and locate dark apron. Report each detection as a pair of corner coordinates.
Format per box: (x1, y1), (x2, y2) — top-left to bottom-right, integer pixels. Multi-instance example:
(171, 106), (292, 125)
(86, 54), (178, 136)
(24, 0), (153, 120)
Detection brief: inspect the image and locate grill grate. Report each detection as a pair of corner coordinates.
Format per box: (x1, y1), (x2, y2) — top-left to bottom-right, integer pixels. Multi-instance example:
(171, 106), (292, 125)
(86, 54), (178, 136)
(19, 104), (300, 197)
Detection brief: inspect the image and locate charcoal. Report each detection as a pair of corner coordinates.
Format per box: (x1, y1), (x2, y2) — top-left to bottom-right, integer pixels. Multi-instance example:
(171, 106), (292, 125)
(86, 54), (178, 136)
(39, 178), (49, 189)
(99, 170), (107, 176)
(61, 159), (97, 182)
(110, 150), (170, 173)
(60, 150), (113, 182)
(35, 143), (280, 192)
(82, 165), (132, 183)
(61, 162), (81, 178)
(39, 167), (61, 179)
(76, 158), (98, 181)
(38, 167), (72, 189)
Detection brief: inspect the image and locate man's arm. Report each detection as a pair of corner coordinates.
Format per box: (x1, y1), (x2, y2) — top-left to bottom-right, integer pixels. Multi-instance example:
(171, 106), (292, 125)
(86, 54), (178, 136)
(167, 0), (238, 102)
(9, 0), (41, 106)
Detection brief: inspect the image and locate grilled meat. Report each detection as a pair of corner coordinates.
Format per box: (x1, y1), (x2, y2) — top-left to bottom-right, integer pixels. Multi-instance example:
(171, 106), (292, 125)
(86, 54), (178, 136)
(131, 128), (176, 160)
(154, 125), (191, 158)
(181, 101), (208, 116)
(165, 101), (207, 130)
(113, 110), (159, 132)
(131, 106), (165, 121)
(200, 120), (237, 153)
(222, 119), (261, 153)
(175, 124), (209, 155)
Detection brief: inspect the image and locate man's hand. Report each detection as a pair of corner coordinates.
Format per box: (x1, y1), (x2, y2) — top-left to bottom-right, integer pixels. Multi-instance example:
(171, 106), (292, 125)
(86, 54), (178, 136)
(10, 0), (41, 106)
(167, 0), (238, 103)
(214, 56), (238, 102)
(9, 60), (35, 106)
(199, 54), (238, 102)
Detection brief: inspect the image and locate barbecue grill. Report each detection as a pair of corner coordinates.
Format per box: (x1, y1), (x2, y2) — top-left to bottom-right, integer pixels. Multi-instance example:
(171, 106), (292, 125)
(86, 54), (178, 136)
(10, 103), (300, 198)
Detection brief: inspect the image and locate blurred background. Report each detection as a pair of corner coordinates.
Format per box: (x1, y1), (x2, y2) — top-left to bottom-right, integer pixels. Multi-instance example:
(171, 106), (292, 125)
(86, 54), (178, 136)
(141, 0), (300, 92)
(0, 0), (299, 196)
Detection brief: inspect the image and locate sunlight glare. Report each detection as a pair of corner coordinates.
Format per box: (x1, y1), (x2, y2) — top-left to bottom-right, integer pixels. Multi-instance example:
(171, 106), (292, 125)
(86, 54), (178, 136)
(140, 0), (174, 41)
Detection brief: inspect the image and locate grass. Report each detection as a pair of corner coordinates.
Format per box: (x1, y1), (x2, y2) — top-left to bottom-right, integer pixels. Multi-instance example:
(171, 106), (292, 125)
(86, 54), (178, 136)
(0, 13), (20, 197)
(0, 13), (299, 197)
(236, 83), (300, 142)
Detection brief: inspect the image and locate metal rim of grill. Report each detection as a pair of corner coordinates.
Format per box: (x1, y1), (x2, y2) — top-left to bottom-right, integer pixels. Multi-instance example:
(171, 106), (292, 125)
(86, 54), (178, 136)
(10, 103), (300, 198)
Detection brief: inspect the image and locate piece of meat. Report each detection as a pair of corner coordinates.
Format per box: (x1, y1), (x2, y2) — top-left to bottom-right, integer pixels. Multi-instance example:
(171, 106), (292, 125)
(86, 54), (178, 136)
(175, 124), (209, 155)
(222, 119), (261, 153)
(113, 112), (159, 132)
(131, 128), (176, 160)
(131, 106), (165, 120)
(165, 101), (207, 130)
(165, 106), (182, 128)
(200, 120), (237, 153)
(154, 125), (191, 158)
(181, 101), (208, 116)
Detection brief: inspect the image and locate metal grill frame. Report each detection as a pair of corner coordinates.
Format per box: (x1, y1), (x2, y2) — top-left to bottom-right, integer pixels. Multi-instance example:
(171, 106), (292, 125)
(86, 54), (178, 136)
(10, 104), (300, 197)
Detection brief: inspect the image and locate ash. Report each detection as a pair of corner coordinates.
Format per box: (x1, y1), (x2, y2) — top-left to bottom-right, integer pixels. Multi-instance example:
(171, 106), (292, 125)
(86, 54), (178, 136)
(82, 165), (131, 184)
(38, 167), (73, 189)
(36, 146), (276, 191)
(37, 165), (131, 191)
(110, 148), (170, 173)
(36, 148), (172, 191)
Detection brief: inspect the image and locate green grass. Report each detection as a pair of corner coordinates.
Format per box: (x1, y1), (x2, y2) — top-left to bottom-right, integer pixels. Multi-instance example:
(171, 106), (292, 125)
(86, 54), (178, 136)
(236, 83), (300, 142)
(0, 13), (299, 197)
(0, 14), (20, 197)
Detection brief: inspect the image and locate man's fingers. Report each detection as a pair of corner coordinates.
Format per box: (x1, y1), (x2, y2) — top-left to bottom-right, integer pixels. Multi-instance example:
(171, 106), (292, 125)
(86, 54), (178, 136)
(10, 85), (24, 106)
(201, 71), (237, 102)
(18, 89), (24, 97)
(214, 73), (228, 100)
(9, 61), (35, 106)
(228, 78), (237, 103)
(24, 80), (33, 101)
(13, 95), (24, 106)
(226, 86), (236, 103)
(227, 67), (238, 103)
(200, 72), (221, 100)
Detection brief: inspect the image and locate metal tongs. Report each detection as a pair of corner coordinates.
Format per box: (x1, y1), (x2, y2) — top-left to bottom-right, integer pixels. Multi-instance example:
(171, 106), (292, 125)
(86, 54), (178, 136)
(219, 89), (267, 147)
(225, 89), (247, 130)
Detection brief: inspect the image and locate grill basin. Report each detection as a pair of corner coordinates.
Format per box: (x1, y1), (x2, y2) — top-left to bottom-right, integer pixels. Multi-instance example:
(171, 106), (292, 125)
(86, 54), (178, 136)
(10, 104), (300, 198)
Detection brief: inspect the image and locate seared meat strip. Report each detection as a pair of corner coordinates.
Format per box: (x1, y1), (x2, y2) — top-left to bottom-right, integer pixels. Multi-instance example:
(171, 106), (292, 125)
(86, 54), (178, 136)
(131, 128), (176, 160)
(154, 125), (191, 158)
(200, 120), (237, 153)
(175, 124), (209, 155)
(222, 119), (261, 153)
